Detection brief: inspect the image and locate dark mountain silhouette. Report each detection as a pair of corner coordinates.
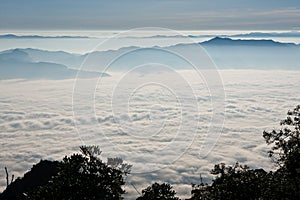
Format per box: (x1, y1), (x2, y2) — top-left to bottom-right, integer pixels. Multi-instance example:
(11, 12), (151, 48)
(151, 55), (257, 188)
(201, 36), (297, 47)
(199, 37), (300, 69)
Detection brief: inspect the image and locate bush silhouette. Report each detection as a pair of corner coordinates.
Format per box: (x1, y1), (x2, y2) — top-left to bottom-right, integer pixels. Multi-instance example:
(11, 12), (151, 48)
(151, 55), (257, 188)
(0, 160), (59, 200)
(190, 105), (300, 199)
(190, 163), (268, 200)
(27, 146), (131, 200)
(263, 105), (300, 199)
(136, 182), (179, 200)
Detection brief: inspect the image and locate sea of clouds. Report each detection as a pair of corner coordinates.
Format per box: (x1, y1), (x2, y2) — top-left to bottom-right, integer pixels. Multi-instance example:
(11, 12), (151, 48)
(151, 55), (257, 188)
(0, 70), (299, 198)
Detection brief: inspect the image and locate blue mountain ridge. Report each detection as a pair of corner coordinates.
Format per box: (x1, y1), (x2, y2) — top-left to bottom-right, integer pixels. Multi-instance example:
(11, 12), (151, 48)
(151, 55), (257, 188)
(0, 49), (108, 79)
(0, 37), (299, 79)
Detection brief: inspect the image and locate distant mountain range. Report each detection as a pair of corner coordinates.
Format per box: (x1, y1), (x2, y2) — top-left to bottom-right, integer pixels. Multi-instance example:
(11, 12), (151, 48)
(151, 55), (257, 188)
(230, 31), (300, 38)
(199, 37), (299, 69)
(2, 31), (299, 40)
(110, 31), (300, 39)
(0, 49), (108, 79)
(200, 36), (297, 46)
(0, 34), (91, 39)
(0, 37), (299, 79)
(124, 34), (214, 39)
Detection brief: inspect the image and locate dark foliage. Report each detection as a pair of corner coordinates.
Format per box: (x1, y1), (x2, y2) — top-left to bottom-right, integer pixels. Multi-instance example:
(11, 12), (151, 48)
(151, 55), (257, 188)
(0, 160), (59, 200)
(190, 163), (268, 200)
(136, 182), (179, 200)
(263, 105), (300, 199)
(26, 146), (131, 200)
(263, 105), (300, 166)
(190, 105), (300, 199)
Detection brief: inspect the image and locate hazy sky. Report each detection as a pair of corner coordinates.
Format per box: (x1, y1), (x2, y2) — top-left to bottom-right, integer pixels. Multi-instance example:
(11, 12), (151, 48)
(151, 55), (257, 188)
(0, 0), (299, 30)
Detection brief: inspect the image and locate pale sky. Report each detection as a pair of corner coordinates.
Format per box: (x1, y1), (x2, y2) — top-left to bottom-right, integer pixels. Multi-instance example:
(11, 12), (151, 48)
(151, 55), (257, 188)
(0, 0), (299, 30)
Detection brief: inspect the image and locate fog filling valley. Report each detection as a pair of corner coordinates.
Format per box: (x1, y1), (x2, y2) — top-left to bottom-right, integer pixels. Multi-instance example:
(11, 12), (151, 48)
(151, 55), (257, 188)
(1, 70), (299, 198)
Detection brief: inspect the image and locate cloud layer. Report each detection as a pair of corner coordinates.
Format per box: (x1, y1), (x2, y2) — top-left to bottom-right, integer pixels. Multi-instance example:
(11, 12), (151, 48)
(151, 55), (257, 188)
(0, 70), (299, 198)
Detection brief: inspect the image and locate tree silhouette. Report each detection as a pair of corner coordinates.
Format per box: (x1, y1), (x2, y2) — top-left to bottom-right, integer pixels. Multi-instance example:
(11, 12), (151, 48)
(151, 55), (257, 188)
(263, 105), (300, 198)
(136, 182), (179, 200)
(27, 146), (131, 200)
(190, 163), (268, 200)
(190, 105), (300, 199)
(0, 160), (59, 200)
(263, 105), (300, 165)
